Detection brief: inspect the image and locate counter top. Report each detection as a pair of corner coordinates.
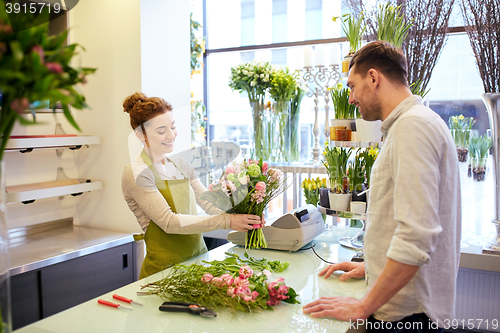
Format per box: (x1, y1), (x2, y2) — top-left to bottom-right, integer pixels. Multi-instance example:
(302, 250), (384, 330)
(9, 223), (134, 276)
(14, 230), (368, 333)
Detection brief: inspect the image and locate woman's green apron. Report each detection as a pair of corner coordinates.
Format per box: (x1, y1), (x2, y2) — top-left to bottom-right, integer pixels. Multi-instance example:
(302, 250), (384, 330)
(134, 151), (207, 279)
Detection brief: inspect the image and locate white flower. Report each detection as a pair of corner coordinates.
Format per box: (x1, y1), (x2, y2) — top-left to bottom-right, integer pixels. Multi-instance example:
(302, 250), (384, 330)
(239, 175), (250, 185)
(260, 74), (264, 78)
(242, 70), (248, 75)
(254, 74), (259, 78)
(250, 80), (256, 87)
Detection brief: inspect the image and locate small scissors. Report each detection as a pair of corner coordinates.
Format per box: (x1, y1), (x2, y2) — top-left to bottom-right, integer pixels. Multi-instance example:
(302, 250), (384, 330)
(159, 301), (217, 318)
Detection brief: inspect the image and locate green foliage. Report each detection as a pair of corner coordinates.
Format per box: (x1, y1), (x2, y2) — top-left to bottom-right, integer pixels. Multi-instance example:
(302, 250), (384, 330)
(269, 68), (297, 102)
(302, 177), (327, 206)
(409, 79), (430, 98)
(0, 4), (96, 160)
(190, 13), (205, 73)
(139, 252), (298, 313)
(375, 3), (413, 47)
(330, 83), (359, 119)
(348, 152), (364, 192)
(322, 145), (352, 193)
(333, 13), (366, 54)
(359, 147), (379, 188)
(475, 134), (492, 159)
(448, 114), (475, 148)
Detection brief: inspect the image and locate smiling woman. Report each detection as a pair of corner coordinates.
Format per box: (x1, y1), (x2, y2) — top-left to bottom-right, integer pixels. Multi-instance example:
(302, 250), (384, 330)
(121, 92), (265, 278)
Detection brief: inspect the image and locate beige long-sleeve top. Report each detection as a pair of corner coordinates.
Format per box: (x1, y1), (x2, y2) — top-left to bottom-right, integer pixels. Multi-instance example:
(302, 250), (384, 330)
(364, 96), (461, 325)
(122, 156), (231, 234)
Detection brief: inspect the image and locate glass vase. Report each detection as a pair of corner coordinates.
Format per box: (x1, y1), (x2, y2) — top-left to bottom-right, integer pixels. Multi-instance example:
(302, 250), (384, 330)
(0, 160), (12, 333)
(249, 100), (269, 161)
(273, 101), (291, 163)
(289, 112), (300, 162)
(481, 93), (500, 254)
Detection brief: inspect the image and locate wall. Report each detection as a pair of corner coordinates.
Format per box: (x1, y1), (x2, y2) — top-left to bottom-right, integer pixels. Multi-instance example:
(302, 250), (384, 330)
(6, 0), (191, 236)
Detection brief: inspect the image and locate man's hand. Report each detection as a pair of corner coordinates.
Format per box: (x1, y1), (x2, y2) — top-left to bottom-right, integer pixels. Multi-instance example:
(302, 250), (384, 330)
(318, 261), (365, 281)
(302, 297), (369, 321)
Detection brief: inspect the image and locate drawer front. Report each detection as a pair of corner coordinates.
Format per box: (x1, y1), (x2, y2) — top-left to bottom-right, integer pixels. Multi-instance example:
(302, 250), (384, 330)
(10, 270), (41, 330)
(41, 242), (134, 317)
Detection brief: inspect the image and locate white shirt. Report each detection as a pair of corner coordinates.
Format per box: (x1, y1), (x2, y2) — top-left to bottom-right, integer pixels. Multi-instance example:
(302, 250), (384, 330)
(364, 96), (462, 325)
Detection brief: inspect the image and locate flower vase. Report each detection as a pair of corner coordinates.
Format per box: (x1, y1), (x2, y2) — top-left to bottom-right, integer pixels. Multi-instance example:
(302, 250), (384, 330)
(0, 160), (12, 333)
(273, 101), (291, 162)
(481, 93), (500, 254)
(249, 101), (269, 161)
(451, 129), (471, 162)
(288, 112), (300, 162)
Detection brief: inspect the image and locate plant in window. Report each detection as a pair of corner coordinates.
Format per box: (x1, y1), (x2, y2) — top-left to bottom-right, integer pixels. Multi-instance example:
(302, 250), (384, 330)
(269, 68), (297, 162)
(472, 134), (492, 182)
(190, 13), (206, 148)
(448, 114), (475, 162)
(375, 3), (413, 48)
(467, 135), (478, 177)
(229, 61), (274, 160)
(334, 13), (366, 55)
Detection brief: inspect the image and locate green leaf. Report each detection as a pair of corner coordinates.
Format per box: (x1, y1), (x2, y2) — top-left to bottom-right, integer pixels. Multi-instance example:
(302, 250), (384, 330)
(62, 104), (81, 131)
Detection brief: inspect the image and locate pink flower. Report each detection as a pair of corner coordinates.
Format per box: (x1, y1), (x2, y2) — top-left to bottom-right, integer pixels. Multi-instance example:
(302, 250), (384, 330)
(208, 183), (214, 192)
(262, 269), (271, 279)
(226, 165), (235, 174)
(211, 277), (223, 287)
(10, 98), (29, 114)
(233, 276), (249, 288)
(268, 168), (283, 182)
(278, 284), (290, 295)
(226, 180), (236, 193)
(221, 273), (234, 286)
(255, 181), (266, 193)
(201, 273), (213, 283)
(250, 191), (266, 204)
(32, 45), (45, 64)
(239, 265), (253, 279)
(46, 62), (63, 73)
(227, 287), (236, 297)
(252, 291), (259, 300)
(262, 162), (268, 173)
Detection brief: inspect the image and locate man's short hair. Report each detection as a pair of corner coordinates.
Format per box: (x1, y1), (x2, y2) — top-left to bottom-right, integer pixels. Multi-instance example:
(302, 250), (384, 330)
(349, 41), (409, 86)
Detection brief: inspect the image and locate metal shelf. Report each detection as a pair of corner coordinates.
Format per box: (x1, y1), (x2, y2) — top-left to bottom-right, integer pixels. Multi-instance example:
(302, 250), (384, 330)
(328, 141), (382, 148)
(6, 179), (103, 204)
(317, 205), (366, 220)
(5, 136), (101, 152)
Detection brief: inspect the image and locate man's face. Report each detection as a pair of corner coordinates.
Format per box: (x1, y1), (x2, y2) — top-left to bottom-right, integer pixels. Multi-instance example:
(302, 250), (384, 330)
(347, 65), (382, 121)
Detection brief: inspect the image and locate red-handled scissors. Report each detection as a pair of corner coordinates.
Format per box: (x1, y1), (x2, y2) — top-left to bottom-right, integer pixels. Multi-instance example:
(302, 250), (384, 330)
(98, 299), (132, 310)
(113, 294), (144, 306)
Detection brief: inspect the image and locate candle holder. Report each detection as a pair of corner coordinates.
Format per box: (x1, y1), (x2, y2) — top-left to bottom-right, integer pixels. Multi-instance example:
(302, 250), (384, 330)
(300, 65), (341, 164)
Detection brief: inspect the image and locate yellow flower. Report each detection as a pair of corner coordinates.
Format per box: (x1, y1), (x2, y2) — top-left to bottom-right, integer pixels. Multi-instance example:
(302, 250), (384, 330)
(458, 114), (464, 120)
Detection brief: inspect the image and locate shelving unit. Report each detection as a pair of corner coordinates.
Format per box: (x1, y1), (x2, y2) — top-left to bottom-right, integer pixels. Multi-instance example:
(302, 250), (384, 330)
(6, 179), (103, 204)
(5, 136), (101, 153)
(328, 140), (382, 148)
(317, 205), (366, 220)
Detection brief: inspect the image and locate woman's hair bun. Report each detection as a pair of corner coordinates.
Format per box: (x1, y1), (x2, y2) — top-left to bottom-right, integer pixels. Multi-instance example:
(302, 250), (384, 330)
(123, 92), (148, 114)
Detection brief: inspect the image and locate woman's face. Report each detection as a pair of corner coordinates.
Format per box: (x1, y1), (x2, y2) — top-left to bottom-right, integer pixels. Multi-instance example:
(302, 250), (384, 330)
(143, 111), (177, 156)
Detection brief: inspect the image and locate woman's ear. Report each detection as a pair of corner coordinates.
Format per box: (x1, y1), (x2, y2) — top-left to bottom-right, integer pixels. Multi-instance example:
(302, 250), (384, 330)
(134, 127), (145, 142)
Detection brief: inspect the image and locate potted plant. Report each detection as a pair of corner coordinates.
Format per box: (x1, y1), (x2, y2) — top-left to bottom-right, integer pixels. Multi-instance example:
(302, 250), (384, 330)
(375, 3), (413, 48)
(468, 135), (478, 177)
(333, 13), (366, 73)
(330, 83), (359, 141)
(0, 7), (96, 332)
(448, 115), (475, 162)
(323, 145), (352, 211)
(473, 134), (492, 182)
(360, 146), (379, 194)
(348, 151), (366, 200)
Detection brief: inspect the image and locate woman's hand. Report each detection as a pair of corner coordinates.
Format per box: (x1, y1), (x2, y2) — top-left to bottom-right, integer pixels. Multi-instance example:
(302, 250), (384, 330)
(319, 261), (365, 281)
(230, 214), (264, 232)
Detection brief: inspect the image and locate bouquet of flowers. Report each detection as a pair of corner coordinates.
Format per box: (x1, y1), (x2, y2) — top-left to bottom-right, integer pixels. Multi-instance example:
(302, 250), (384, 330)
(200, 159), (287, 249)
(139, 252), (299, 313)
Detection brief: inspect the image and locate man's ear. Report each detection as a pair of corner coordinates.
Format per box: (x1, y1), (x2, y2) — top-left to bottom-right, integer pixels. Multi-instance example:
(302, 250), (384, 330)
(367, 68), (380, 87)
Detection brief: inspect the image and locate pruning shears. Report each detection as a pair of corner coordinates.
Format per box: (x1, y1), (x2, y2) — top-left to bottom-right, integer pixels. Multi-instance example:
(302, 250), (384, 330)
(159, 301), (217, 318)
